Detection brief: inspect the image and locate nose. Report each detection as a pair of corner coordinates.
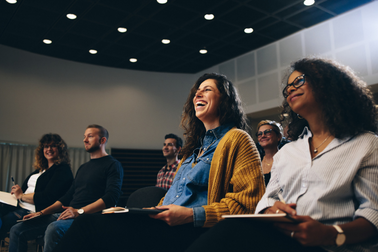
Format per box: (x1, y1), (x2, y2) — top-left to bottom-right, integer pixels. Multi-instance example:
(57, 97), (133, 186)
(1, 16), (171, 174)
(286, 84), (297, 97)
(195, 89), (203, 98)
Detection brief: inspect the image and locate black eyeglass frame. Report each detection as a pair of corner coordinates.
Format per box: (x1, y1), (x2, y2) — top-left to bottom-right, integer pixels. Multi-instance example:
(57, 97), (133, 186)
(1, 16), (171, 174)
(282, 74), (306, 98)
(256, 129), (275, 138)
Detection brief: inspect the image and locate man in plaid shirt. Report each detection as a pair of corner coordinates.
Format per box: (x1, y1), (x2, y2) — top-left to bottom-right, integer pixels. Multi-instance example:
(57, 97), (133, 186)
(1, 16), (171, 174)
(156, 133), (182, 190)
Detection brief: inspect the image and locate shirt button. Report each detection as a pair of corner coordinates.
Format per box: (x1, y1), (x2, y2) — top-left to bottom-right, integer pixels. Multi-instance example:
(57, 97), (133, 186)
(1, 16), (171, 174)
(176, 195), (179, 198)
(207, 158), (209, 161)
(183, 178), (185, 180)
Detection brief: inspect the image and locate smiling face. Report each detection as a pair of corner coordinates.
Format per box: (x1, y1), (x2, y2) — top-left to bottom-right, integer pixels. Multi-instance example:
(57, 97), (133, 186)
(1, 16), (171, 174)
(257, 125), (281, 149)
(83, 128), (102, 153)
(162, 138), (180, 159)
(286, 70), (317, 116)
(193, 79), (222, 130)
(43, 142), (59, 164)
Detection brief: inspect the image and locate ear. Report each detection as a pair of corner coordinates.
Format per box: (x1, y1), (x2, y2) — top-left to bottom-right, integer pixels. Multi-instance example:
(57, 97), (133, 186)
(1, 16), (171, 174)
(100, 137), (107, 145)
(177, 146), (182, 153)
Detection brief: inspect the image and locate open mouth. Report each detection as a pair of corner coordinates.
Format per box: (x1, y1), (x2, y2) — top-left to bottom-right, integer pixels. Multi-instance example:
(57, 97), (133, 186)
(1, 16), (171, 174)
(196, 101), (206, 108)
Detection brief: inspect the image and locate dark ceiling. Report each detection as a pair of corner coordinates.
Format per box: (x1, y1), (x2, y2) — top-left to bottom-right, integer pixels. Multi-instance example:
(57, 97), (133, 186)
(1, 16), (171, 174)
(0, 0), (373, 73)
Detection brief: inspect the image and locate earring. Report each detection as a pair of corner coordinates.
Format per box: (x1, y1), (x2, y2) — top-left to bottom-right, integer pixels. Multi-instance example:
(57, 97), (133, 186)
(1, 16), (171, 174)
(297, 114), (303, 119)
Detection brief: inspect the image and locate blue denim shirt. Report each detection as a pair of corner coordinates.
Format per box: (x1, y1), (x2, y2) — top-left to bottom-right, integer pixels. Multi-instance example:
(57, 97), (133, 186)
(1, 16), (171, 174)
(163, 123), (234, 227)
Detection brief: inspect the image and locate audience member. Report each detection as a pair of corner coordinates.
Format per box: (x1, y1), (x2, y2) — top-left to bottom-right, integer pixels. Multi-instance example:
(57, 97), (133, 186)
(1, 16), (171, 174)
(185, 57), (378, 252)
(9, 125), (124, 252)
(52, 73), (265, 252)
(255, 120), (284, 185)
(0, 134), (73, 240)
(156, 133), (183, 190)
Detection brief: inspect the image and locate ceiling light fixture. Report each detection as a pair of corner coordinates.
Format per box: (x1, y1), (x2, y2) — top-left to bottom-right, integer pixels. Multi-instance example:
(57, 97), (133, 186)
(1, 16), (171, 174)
(157, 0), (167, 4)
(89, 49), (97, 54)
(303, 0), (315, 6)
(199, 49), (207, 54)
(6, 0), (17, 4)
(204, 14), (214, 20)
(66, 13), (77, 20)
(130, 58), (137, 63)
(43, 39), (52, 44)
(162, 39), (170, 44)
(118, 27), (127, 33)
(244, 28), (254, 34)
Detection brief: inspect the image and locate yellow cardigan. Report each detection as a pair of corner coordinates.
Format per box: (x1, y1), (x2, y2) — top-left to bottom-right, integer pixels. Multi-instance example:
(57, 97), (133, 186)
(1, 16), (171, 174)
(159, 128), (265, 227)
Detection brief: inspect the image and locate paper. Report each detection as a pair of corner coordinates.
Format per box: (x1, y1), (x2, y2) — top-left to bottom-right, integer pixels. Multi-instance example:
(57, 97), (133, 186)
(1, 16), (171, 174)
(0, 191), (18, 207)
(222, 213), (298, 223)
(16, 214), (43, 222)
(102, 207), (167, 215)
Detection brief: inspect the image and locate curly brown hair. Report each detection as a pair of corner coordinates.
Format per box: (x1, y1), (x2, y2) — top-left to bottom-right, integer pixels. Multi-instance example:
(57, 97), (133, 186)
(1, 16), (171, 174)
(180, 73), (249, 158)
(281, 57), (378, 140)
(34, 133), (70, 171)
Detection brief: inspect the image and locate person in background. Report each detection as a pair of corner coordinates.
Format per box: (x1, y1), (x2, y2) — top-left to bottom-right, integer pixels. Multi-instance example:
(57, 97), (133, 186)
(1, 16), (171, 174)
(156, 133), (183, 190)
(52, 73), (265, 252)
(256, 120), (289, 185)
(9, 125), (123, 252)
(0, 134), (73, 241)
(185, 57), (378, 252)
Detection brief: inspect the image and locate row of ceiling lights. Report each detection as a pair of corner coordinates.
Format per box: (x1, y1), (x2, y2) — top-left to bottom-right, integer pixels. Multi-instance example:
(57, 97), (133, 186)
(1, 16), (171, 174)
(6, 0), (315, 63)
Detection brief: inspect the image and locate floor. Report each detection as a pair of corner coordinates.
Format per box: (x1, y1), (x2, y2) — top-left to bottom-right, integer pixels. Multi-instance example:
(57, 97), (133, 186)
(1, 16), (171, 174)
(1, 238), (40, 252)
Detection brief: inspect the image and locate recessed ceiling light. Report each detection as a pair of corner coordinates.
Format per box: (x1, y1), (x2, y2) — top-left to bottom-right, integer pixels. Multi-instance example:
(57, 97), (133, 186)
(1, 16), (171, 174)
(204, 14), (214, 20)
(66, 14), (77, 20)
(162, 39), (170, 44)
(43, 39), (52, 44)
(199, 49), (207, 54)
(89, 49), (97, 54)
(130, 58), (137, 63)
(118, 27), (127, 33)
(6, 0), (17, 4)
(244, 28), (254, 34)
(303, 0), (315, 6)
(157, 0), (167, 4)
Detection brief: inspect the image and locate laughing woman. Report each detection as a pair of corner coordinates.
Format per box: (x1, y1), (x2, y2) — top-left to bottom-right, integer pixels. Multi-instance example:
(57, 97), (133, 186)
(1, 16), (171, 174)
(53, 73), (265, 252)
(185, 57), (378, 252)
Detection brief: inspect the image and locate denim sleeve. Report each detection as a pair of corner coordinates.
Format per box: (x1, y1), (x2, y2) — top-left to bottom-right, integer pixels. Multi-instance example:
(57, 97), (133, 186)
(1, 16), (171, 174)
(193, 206), (206, 227)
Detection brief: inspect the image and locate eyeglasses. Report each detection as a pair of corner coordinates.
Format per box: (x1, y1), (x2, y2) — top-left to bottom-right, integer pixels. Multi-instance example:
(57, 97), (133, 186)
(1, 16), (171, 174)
(282, 74), (306, 98)
(44, 144), (57, 149)
(256, 129), (274, 138)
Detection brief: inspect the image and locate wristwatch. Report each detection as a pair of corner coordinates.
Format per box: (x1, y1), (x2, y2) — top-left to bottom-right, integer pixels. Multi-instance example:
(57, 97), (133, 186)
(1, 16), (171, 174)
(77, 209), (85, 215)
(333, 225), (346, 246)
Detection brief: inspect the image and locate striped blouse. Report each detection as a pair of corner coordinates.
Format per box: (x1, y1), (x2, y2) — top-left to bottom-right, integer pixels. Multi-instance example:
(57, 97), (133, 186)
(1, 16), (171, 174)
(256, 127), (378, 252)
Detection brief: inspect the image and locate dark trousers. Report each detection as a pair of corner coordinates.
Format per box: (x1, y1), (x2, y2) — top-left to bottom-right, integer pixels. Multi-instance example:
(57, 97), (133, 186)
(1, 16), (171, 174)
(53, 213), (208, 252)
(185, 218), (327, 252)
(0, 204), (30, 240)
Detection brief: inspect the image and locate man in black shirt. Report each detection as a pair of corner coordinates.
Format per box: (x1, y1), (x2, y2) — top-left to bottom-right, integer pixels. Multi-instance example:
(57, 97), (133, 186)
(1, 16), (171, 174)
(8, 124), (123, 252)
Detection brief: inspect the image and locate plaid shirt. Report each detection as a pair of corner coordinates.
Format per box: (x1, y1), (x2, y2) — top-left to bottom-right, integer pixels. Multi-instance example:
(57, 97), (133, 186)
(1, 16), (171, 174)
(156, 160), (180, 190)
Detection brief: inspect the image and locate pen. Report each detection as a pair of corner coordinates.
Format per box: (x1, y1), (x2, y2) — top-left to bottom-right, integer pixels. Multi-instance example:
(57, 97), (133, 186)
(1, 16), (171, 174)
(11, 176), (15, 186)
(277, 192), (286, 204)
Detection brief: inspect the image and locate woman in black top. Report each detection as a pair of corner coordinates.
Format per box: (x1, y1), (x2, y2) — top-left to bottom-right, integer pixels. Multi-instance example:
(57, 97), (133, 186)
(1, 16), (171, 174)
(0, 133), (73, 239)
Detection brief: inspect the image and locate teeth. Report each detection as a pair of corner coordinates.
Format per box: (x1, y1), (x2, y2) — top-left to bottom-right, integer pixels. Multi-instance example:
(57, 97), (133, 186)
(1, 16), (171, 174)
(196, 102), (205, 106)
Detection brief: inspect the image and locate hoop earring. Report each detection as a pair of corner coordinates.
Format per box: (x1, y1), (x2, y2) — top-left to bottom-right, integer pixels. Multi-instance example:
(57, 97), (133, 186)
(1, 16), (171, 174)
(297, 114), (303, 119)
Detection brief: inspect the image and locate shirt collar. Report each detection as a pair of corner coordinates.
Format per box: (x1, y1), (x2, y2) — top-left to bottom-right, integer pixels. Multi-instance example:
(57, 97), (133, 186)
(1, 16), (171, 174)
(201, 123), (234, 148)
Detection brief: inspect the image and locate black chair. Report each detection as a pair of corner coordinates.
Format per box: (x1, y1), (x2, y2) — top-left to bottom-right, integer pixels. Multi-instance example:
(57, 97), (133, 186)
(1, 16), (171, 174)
(126, 186), (167, 208)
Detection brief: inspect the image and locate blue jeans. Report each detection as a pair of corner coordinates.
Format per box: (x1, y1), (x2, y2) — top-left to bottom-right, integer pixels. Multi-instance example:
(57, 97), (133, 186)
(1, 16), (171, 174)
(9, 213), (74, 252)
(0, 205), (30, 240)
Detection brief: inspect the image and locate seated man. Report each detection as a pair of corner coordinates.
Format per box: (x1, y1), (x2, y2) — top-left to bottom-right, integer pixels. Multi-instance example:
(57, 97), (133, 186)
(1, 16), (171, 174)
(9, 124), (123, 252)
(156, 133), (182, 190)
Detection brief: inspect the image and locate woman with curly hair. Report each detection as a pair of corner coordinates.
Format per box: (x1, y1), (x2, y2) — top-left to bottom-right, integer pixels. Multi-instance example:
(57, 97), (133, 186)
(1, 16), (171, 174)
(185, 57), (378, 252)
(52, 73), (265, 252)
(0, 134), (73, 240)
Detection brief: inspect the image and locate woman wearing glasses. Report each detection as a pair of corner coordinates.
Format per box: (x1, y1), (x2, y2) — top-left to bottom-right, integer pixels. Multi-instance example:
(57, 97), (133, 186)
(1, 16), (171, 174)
(255, 120), (284, 185)
(0, 134), (73, 241)
(185, 57), (378, 252)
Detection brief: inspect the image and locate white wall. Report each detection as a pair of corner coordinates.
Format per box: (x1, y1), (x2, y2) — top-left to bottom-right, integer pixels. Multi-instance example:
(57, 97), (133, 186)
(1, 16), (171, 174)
(214, 1), (378, 117)
(0, 45), (196, 149)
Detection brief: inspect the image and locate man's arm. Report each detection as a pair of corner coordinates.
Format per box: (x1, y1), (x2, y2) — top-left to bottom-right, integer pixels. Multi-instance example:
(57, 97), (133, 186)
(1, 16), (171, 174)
(57, 199), (106, 220)
(23, 201), (64, 219)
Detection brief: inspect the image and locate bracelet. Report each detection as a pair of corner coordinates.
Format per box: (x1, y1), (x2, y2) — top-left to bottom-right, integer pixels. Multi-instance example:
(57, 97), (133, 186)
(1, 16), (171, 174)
(39, 211), (44, 216)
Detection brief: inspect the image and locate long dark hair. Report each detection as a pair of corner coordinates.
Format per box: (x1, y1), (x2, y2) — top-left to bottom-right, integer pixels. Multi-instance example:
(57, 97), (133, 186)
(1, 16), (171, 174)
(34, 133), (70, 171)
(180, 73), (248, 158)
(281, 57), (378, 140)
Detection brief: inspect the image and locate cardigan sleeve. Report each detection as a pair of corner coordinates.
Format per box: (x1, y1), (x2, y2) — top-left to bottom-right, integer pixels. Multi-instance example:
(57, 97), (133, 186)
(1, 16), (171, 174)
(203, 129), (265, 227)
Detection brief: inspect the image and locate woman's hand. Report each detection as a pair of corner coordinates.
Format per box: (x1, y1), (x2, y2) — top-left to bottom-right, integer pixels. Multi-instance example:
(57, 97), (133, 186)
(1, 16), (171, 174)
(275, 215), (336, 246)
(264, 201), (297, 216)
(11, 184), (24, 200)
(149, 204), (193, 226)
(23, 211), (42, 220)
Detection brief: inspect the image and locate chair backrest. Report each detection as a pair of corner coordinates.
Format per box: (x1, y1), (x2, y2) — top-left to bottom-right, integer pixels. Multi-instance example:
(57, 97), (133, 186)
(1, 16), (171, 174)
(126, 186), (167, 208)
